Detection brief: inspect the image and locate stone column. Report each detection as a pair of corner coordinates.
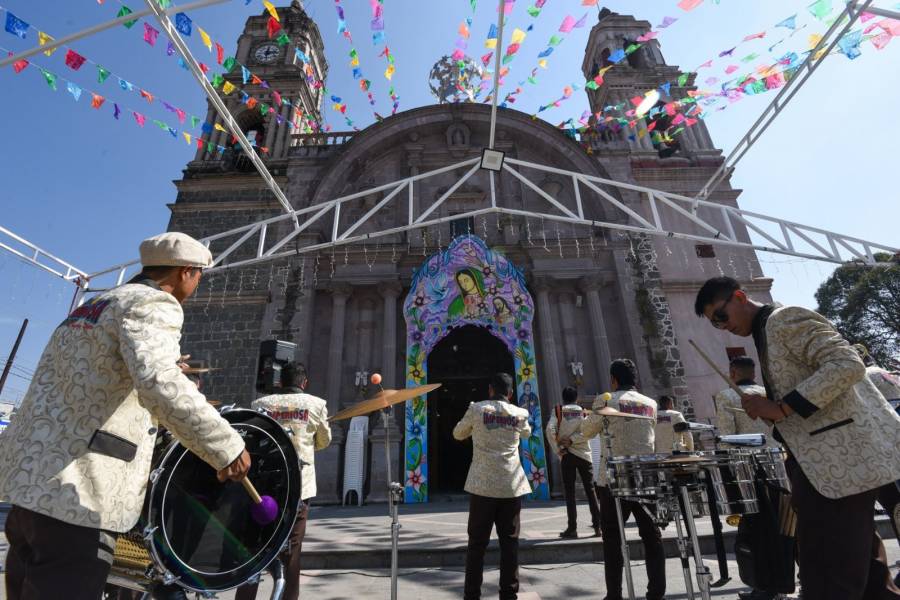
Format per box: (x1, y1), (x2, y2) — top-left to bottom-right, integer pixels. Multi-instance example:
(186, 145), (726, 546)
(263, 104), (279, 154)
(557, 293), (578, 386)
(318, 283), (351, 503)
(369, 281), (403, 501)
(579, 275), (613, 393)
(273, 102), (293, 158)
(533, 277), (564, 497)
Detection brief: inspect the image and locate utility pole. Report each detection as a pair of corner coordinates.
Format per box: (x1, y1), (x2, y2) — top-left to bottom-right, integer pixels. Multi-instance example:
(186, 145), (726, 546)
(0, 319), (28, 397)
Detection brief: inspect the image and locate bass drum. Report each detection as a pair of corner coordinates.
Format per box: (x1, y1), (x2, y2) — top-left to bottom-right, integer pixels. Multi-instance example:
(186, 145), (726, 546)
(108, 408), (301, 594)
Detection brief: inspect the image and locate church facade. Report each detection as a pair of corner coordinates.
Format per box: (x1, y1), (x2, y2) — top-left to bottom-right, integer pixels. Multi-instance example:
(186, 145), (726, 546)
(168, 3), (773, 503)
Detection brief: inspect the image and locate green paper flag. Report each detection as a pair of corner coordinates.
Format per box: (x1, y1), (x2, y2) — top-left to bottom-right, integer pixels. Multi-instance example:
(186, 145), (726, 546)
(677, 73), (690, 86)
(207, 142), (214, 153)
(527, 76), (537, 84)
(625, 44), (640, 55)
(98, 66), (110, 83)
(549, 35), (562, 46)
(211, 74), (224, 87)
(502, 54), (514, 65)
(223, 57), (236, 72)
(157, 0), (172, 8)
(585, 79), (599, 90)
(40, 69), (57, 90)
(117, 6), (137, 28)
(276, 32), (290, 46)
(191, 115), (200, 128)
(349, 49), (358, 59)
(470, 0), (476, 10)
(808, 0), (833, 20)
(527, 6), (541, 17)
(259, 103), (270, 116)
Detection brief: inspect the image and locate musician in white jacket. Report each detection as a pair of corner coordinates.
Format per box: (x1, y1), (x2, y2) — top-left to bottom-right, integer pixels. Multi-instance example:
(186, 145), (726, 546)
(654, 395), (694, 453)
(545, 386), (601, 538)
(0, 233), (249, 600)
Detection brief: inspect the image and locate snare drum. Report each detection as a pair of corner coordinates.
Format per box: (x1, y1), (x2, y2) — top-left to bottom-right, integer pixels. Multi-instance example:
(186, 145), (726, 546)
(107, 408), (302, 594)
(705, 450), (758, 516)
(747, 447), (790, 490)
(607, 454), (674, 500)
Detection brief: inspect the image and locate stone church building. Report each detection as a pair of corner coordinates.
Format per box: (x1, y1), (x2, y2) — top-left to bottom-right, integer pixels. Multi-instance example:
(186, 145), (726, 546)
(168, 2), (773, 503)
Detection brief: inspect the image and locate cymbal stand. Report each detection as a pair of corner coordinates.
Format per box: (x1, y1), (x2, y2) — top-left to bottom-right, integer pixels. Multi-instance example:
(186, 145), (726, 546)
(382, 407), (403, 600)
(671, 496), (696, 599)
(600, 417), (635, 600)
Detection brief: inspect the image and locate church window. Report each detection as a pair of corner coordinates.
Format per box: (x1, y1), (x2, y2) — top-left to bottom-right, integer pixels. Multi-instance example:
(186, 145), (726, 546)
(450, 216), (474, 238)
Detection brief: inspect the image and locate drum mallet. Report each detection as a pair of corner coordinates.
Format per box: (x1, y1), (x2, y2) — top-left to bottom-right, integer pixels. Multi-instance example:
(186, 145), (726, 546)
(241, 477), (279, 526)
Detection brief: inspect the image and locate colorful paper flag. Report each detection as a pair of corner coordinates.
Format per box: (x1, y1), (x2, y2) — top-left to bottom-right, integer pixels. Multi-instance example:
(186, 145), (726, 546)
(267, 16), (281, 38)
(143, 23), (159, 46)
(91, 93), (105, 109)
(776, 14), (797, 30)
(140, 89), (154, 103)
(64, 49), (87, 71)
(199, 27), (212, 50)
(113, 103), (121, 119)
(175, 12), (192, 36)
(117, 6), (137, 28)
(559, 16), (576, 33)
(658, 16), (678, 28)
(12, 55), (28, 73)
(133, 111), (146, 126)
(5, 12), (29, 39)
(215, 42), (224, 64)
(222, 81), (236, 94)
(66, 81), (83, 101)
(38, 31), (57, 56)
(678, 0), (703, 11)
(263, 0), (279, 21)
(97, 66), (110, 83)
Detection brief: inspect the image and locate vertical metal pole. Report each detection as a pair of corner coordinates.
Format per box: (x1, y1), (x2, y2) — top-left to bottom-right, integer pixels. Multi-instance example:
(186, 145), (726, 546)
(673, 503), (696, 599)
(488, 0), (507, 149)
(680, 485), (712, 600)
(0, 319), (28, 396)
(384, 409), (401, 600)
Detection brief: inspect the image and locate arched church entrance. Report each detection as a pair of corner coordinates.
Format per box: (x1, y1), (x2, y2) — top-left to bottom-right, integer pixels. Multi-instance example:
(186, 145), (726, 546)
(426, 325), (515, 495)
(402, 235), (550, 503)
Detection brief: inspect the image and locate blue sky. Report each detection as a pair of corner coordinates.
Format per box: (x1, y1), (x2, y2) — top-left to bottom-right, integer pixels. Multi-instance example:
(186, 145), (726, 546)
(1, 0), (898, 402)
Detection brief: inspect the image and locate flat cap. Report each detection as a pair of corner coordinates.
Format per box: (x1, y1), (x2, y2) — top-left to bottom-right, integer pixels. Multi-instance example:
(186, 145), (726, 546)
(139, 232), (213, 268)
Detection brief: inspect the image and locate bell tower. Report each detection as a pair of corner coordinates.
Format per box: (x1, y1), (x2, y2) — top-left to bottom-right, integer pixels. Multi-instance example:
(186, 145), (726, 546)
(194, 0), (328, 164)
(581, 8), (716, 155)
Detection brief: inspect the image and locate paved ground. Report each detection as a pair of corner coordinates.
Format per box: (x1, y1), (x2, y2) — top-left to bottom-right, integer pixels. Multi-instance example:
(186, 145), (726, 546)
(1, 502), (897, 599)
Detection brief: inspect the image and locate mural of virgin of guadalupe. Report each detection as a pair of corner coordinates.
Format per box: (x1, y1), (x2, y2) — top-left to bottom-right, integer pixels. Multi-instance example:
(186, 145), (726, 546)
(447, 267), (488, 320)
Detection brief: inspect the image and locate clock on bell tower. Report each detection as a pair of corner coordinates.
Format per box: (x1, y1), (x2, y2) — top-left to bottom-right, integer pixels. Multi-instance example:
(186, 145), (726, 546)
(193, 0), (328, 164)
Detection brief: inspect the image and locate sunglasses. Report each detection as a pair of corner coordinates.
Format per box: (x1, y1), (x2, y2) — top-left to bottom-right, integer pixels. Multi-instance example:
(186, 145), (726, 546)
(709, 293), (734, 329)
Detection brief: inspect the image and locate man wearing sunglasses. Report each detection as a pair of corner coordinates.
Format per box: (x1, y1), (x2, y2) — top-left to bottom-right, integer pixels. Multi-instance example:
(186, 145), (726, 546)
(694, 276), (900, 600)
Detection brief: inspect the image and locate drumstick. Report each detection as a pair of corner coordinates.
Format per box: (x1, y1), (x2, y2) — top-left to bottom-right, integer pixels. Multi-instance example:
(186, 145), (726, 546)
(688, 339), (745, 396)
(241, 477), (263, 504)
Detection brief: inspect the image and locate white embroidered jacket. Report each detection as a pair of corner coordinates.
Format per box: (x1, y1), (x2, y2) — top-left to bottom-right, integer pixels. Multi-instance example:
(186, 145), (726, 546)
(252, 392), (331, 500)
(453, 399), (532, 498)
(545, 404), (592, 464)
(654, 409), (694, 453)
(0, 283), (245, 532)
(759, 306), (900, 499)
(582, 390), (657, 487)
(714, 384), (777, 446)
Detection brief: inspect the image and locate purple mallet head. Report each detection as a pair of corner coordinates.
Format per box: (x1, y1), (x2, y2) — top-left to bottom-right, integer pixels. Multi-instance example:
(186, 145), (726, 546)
(250, 495), (279, 525)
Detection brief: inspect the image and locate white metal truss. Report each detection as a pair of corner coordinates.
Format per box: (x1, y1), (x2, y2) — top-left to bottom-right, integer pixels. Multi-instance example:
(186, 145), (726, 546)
(0, 225), (88, 282)
(694, 0), (873, 203)
(83, 156), (898, 290)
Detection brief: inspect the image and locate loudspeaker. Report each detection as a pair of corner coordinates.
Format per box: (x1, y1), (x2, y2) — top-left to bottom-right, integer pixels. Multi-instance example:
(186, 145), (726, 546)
(256, 339), (297, 393)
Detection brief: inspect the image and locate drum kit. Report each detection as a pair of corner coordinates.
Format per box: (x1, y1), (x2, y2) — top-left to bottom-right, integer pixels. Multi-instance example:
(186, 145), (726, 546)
(105, 378), (439, 600)
(597, 405), (791, 600)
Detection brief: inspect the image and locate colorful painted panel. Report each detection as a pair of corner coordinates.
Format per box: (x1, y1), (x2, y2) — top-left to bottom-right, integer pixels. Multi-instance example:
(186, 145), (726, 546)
(403, 235), (549, 502)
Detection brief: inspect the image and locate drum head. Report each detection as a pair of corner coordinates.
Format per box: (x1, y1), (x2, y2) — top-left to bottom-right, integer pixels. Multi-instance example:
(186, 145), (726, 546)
(147, 408), (301, 592)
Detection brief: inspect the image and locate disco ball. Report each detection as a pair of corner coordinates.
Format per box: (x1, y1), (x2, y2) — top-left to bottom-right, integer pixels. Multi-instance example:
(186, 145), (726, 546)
(428, 55), (486, 104)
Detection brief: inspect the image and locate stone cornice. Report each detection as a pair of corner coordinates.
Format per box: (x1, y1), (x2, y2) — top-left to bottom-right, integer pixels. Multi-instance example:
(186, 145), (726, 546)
(183, 293), (269, 306)
(660, 277), (773, 294)
(168, 200), (284, 213)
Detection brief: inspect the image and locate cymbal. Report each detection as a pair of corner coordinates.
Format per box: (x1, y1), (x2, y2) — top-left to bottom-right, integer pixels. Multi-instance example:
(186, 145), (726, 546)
(589, 406), (655, 421)
(330, 383), (442, 421)
(183, 367), (220, 374)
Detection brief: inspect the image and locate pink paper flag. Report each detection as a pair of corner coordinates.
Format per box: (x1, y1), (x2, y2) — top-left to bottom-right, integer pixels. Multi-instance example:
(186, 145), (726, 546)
(698, 59), (713, 69)
(724, 64), (739, 74)
(742, 31), (766, 42)
(133, 112), (146, 127)
(143, 22), (159, 46)
(859, 11), (876, 22)
(452, 49), (465, 60)
(559, 16), (576, 33)
(872, 31), (893, 49)
(582, 0), (598, 4)
(677, 0), (703, 11)
(636, 31), (658, 42)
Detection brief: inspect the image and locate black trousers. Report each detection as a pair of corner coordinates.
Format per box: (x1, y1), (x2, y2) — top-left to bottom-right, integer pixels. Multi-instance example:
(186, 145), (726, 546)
(235, 501), (309, 600)
(464, 494), (521, 600)
(561, 453), (601, 531)
(877, 480), (900, 545)
(5, 505), (113, 600)
(788, 458), (898, 600)
(597, 485), (666, 600)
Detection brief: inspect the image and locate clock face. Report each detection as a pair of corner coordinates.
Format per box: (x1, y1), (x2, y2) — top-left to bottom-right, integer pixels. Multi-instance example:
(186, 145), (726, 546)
(254, 44), (281, 64)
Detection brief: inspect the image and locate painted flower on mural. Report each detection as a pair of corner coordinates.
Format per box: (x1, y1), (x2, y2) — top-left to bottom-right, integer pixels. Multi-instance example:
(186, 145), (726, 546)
(482, 265), (494, 277)
(411, 330), (424, 343)
(487, 285), (499, 296)
(414, 293), (426, 307)
(516, 329), (529, 340)
(406, 466), (424, 491)
(407, 344), (426, 382)
(513, 293), (525, 306)
(528, 463), (547, 487)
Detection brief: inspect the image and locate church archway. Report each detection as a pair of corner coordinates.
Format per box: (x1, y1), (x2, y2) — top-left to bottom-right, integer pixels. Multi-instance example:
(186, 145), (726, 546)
(427, 325), (515, 495)
(402, 235), (549, 503)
